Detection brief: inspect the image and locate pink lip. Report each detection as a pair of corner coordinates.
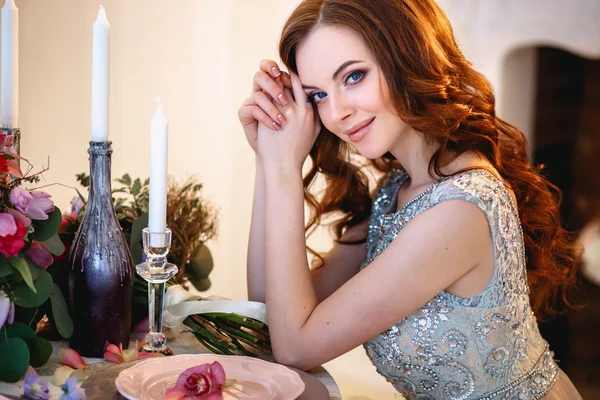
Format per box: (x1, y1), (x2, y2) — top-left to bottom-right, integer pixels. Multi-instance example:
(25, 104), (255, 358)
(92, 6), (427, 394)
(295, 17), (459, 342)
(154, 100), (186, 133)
(346, 117), (375, 143)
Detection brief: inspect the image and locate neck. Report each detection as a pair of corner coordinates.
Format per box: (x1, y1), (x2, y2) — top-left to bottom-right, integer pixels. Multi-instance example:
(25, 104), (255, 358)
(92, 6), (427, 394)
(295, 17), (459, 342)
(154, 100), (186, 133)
(389, 129), (439, 187)
(389, 130), (491, 187)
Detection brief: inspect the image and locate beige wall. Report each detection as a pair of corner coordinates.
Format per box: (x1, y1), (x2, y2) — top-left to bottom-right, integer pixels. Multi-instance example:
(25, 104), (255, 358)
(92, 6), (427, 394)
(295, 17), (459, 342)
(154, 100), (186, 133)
(13, 0), (307, 300)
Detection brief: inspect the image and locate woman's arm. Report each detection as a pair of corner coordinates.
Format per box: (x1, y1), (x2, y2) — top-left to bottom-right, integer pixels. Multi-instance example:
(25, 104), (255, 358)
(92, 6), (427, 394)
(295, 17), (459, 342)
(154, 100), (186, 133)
(247, 155), (368, 303)
(246, 158), (267, 302)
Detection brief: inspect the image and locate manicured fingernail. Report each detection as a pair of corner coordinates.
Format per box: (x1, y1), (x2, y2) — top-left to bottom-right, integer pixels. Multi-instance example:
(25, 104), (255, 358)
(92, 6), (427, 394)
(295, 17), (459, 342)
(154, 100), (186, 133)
(271, 66), (281, 77)
(272, 121), (281, 130)
(277, 114), (287, 124)
(278, 93), (288, 105)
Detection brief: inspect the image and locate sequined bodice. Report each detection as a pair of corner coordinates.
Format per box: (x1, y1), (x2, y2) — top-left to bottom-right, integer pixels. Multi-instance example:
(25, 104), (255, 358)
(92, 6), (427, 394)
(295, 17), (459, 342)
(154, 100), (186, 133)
(361, 169), (558, 399)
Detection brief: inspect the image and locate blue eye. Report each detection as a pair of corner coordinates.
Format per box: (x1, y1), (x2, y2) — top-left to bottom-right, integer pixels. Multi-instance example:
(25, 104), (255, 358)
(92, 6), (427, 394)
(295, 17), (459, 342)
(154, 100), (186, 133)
(346, 70), (364, 84)
(308, 91), (327, 104)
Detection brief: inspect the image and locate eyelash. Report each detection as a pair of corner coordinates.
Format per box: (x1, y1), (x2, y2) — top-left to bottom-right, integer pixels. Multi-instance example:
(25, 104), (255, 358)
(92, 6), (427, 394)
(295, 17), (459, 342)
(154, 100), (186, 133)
(307, 69), (367, 104)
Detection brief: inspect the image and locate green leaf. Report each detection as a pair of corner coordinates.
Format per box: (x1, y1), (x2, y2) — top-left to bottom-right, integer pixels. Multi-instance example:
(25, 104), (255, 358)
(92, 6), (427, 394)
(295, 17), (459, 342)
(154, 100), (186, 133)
(3, 322), (52, 367)
(0, 256), (12, 277)
(7, 256), (36, 292)
(0, 336), (30, 382)
(26, 336), (52, 367)
(131, 178), (142, 196)
(129, 213), (148, 250)
(118, 173), (132, 187)
(42, 233), (65, 256)
(31, 207), (62, 242)
(12, 269), (53, 307)
(4, 321), (36, 341)
(25, 257), (41, 281)
(50, 284), (74, 339)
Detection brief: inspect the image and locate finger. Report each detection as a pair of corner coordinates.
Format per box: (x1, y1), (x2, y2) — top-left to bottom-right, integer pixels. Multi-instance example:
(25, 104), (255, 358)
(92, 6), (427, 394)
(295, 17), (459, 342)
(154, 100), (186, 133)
(239, 105), (281, 131)
(260, 59), (282, 79)
(280, 71), (293, 89)
(252, 70), (289, 106)
(253, 91), (287, 126)
(290, 72), (308, 107)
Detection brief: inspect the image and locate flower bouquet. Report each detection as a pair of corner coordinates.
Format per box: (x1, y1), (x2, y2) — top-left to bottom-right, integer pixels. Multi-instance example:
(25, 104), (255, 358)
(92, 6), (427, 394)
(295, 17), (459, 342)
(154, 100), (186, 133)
(0, 150), (73, 383)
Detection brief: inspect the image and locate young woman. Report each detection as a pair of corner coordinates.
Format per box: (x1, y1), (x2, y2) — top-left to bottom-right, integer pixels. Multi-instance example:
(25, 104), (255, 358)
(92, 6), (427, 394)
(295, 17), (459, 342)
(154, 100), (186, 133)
(237, 0), (582, 398)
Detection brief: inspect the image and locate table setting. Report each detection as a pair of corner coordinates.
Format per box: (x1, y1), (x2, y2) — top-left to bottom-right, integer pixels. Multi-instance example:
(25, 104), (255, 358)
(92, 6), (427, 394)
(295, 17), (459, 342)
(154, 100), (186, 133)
(0, 2), (341, 399)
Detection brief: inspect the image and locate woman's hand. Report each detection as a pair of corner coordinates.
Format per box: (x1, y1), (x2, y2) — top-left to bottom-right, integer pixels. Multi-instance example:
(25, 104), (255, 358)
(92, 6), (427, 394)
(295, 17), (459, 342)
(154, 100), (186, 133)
(257, 72), (321, 173)
(238, 59), (293, 154)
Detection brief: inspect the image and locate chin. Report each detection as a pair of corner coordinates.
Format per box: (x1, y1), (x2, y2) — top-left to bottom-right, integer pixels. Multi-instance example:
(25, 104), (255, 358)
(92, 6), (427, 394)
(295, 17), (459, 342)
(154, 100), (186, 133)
(352, 144), (388, 160)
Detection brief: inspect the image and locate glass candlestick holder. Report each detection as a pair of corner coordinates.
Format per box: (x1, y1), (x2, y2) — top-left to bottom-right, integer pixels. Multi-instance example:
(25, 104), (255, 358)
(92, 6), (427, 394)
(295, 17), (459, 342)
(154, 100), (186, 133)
(136, 227), (178, 352)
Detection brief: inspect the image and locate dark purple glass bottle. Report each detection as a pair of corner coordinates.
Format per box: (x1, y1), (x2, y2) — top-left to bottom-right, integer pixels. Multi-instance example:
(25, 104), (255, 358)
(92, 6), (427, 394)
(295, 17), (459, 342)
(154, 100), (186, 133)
(68, 141), (134, 356)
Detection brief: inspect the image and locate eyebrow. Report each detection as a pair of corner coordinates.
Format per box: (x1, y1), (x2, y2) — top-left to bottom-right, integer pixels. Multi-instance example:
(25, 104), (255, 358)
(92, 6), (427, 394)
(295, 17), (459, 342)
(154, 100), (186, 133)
(301, 60), (364, 90)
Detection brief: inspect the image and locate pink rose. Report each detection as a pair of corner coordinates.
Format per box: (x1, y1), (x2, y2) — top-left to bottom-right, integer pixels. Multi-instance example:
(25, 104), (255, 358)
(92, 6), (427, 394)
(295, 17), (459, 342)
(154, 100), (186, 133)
(165, 362), (226, 400)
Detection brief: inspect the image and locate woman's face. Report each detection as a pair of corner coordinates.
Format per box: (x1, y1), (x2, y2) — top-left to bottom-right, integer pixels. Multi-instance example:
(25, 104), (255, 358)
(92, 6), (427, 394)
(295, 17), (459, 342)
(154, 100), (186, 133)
(296, 26), (411, 159)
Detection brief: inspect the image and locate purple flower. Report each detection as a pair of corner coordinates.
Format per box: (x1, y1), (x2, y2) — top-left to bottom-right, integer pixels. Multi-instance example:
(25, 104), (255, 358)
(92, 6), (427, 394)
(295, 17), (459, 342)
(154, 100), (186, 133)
(9, 188), (54, 220)
(24, 242), (54, 270)
(0, 213), (17, 237)
(0, 292), (15, 329)
(23, 370), (50, 400)
(9, 187), (33, 214)
(59, 377), (86, 400)
(70, 197), (84, 216)
(26, 191), (55, 220)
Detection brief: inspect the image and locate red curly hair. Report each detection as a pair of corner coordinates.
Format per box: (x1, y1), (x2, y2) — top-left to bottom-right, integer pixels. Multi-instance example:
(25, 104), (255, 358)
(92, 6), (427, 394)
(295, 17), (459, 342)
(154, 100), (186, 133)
(278, 0), (579, 318)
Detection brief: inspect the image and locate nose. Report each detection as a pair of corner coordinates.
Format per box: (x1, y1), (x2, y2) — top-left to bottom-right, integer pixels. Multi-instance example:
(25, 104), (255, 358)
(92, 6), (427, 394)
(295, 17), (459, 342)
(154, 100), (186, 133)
(329, 94), (353, 122)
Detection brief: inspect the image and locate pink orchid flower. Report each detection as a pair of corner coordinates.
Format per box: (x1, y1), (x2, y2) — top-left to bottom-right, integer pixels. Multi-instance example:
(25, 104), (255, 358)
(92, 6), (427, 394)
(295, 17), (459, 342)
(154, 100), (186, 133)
(165, 362), (226, 400)
(0, 292), (15, 329)
(25, 242), (54, 270)
(7, 208), (31, 228)
(58, 348), (87, 370)
(9, 188), (54, 220)
(103, 340), (163, 364)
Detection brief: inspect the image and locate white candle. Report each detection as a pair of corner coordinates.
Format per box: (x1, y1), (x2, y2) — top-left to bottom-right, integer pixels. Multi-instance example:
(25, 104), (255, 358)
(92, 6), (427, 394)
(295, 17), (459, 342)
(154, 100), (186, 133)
(1, 0), (18, 128)
(149, 99), (168, 235)
(91, 5), (110, 142)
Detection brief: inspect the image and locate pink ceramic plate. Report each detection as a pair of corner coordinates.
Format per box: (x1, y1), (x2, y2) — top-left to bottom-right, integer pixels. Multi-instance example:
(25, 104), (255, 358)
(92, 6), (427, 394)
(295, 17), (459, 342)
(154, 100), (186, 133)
(115, 354), (305, 400)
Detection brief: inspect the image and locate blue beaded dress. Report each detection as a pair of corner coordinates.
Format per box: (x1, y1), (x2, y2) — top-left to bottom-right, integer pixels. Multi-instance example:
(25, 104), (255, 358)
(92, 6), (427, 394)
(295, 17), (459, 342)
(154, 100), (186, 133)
(361, 169), (581, 399)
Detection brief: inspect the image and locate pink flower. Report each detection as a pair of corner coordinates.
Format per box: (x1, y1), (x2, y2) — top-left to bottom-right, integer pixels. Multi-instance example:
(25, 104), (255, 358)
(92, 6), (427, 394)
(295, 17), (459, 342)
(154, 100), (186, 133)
(58, 348), (87, 370)
(10, 187), (33, 214)
(0, 213), (17, 236)
(165, 362), (226, 400)
(103, 340), (163, 364)
(0, 292), (15, 330)
(0, 217), (27, 258)
(26, 191), (55, 220)
(7, 208), (31, 228)
(9, 188), (54, 220)
(24, 242), (54, 270)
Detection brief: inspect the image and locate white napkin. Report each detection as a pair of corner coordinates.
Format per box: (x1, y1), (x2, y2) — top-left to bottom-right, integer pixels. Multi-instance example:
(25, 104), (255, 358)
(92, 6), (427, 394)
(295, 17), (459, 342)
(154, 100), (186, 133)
(162, 284), (268, 328)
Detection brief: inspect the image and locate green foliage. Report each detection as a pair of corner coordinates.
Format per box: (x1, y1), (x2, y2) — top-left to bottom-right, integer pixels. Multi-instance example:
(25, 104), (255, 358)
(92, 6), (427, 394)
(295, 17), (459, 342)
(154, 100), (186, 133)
(31, 208), (63, 242)
(0, 337), (30, 382)
(11, 268), (53, 308)
(50, 284), (73, 339)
